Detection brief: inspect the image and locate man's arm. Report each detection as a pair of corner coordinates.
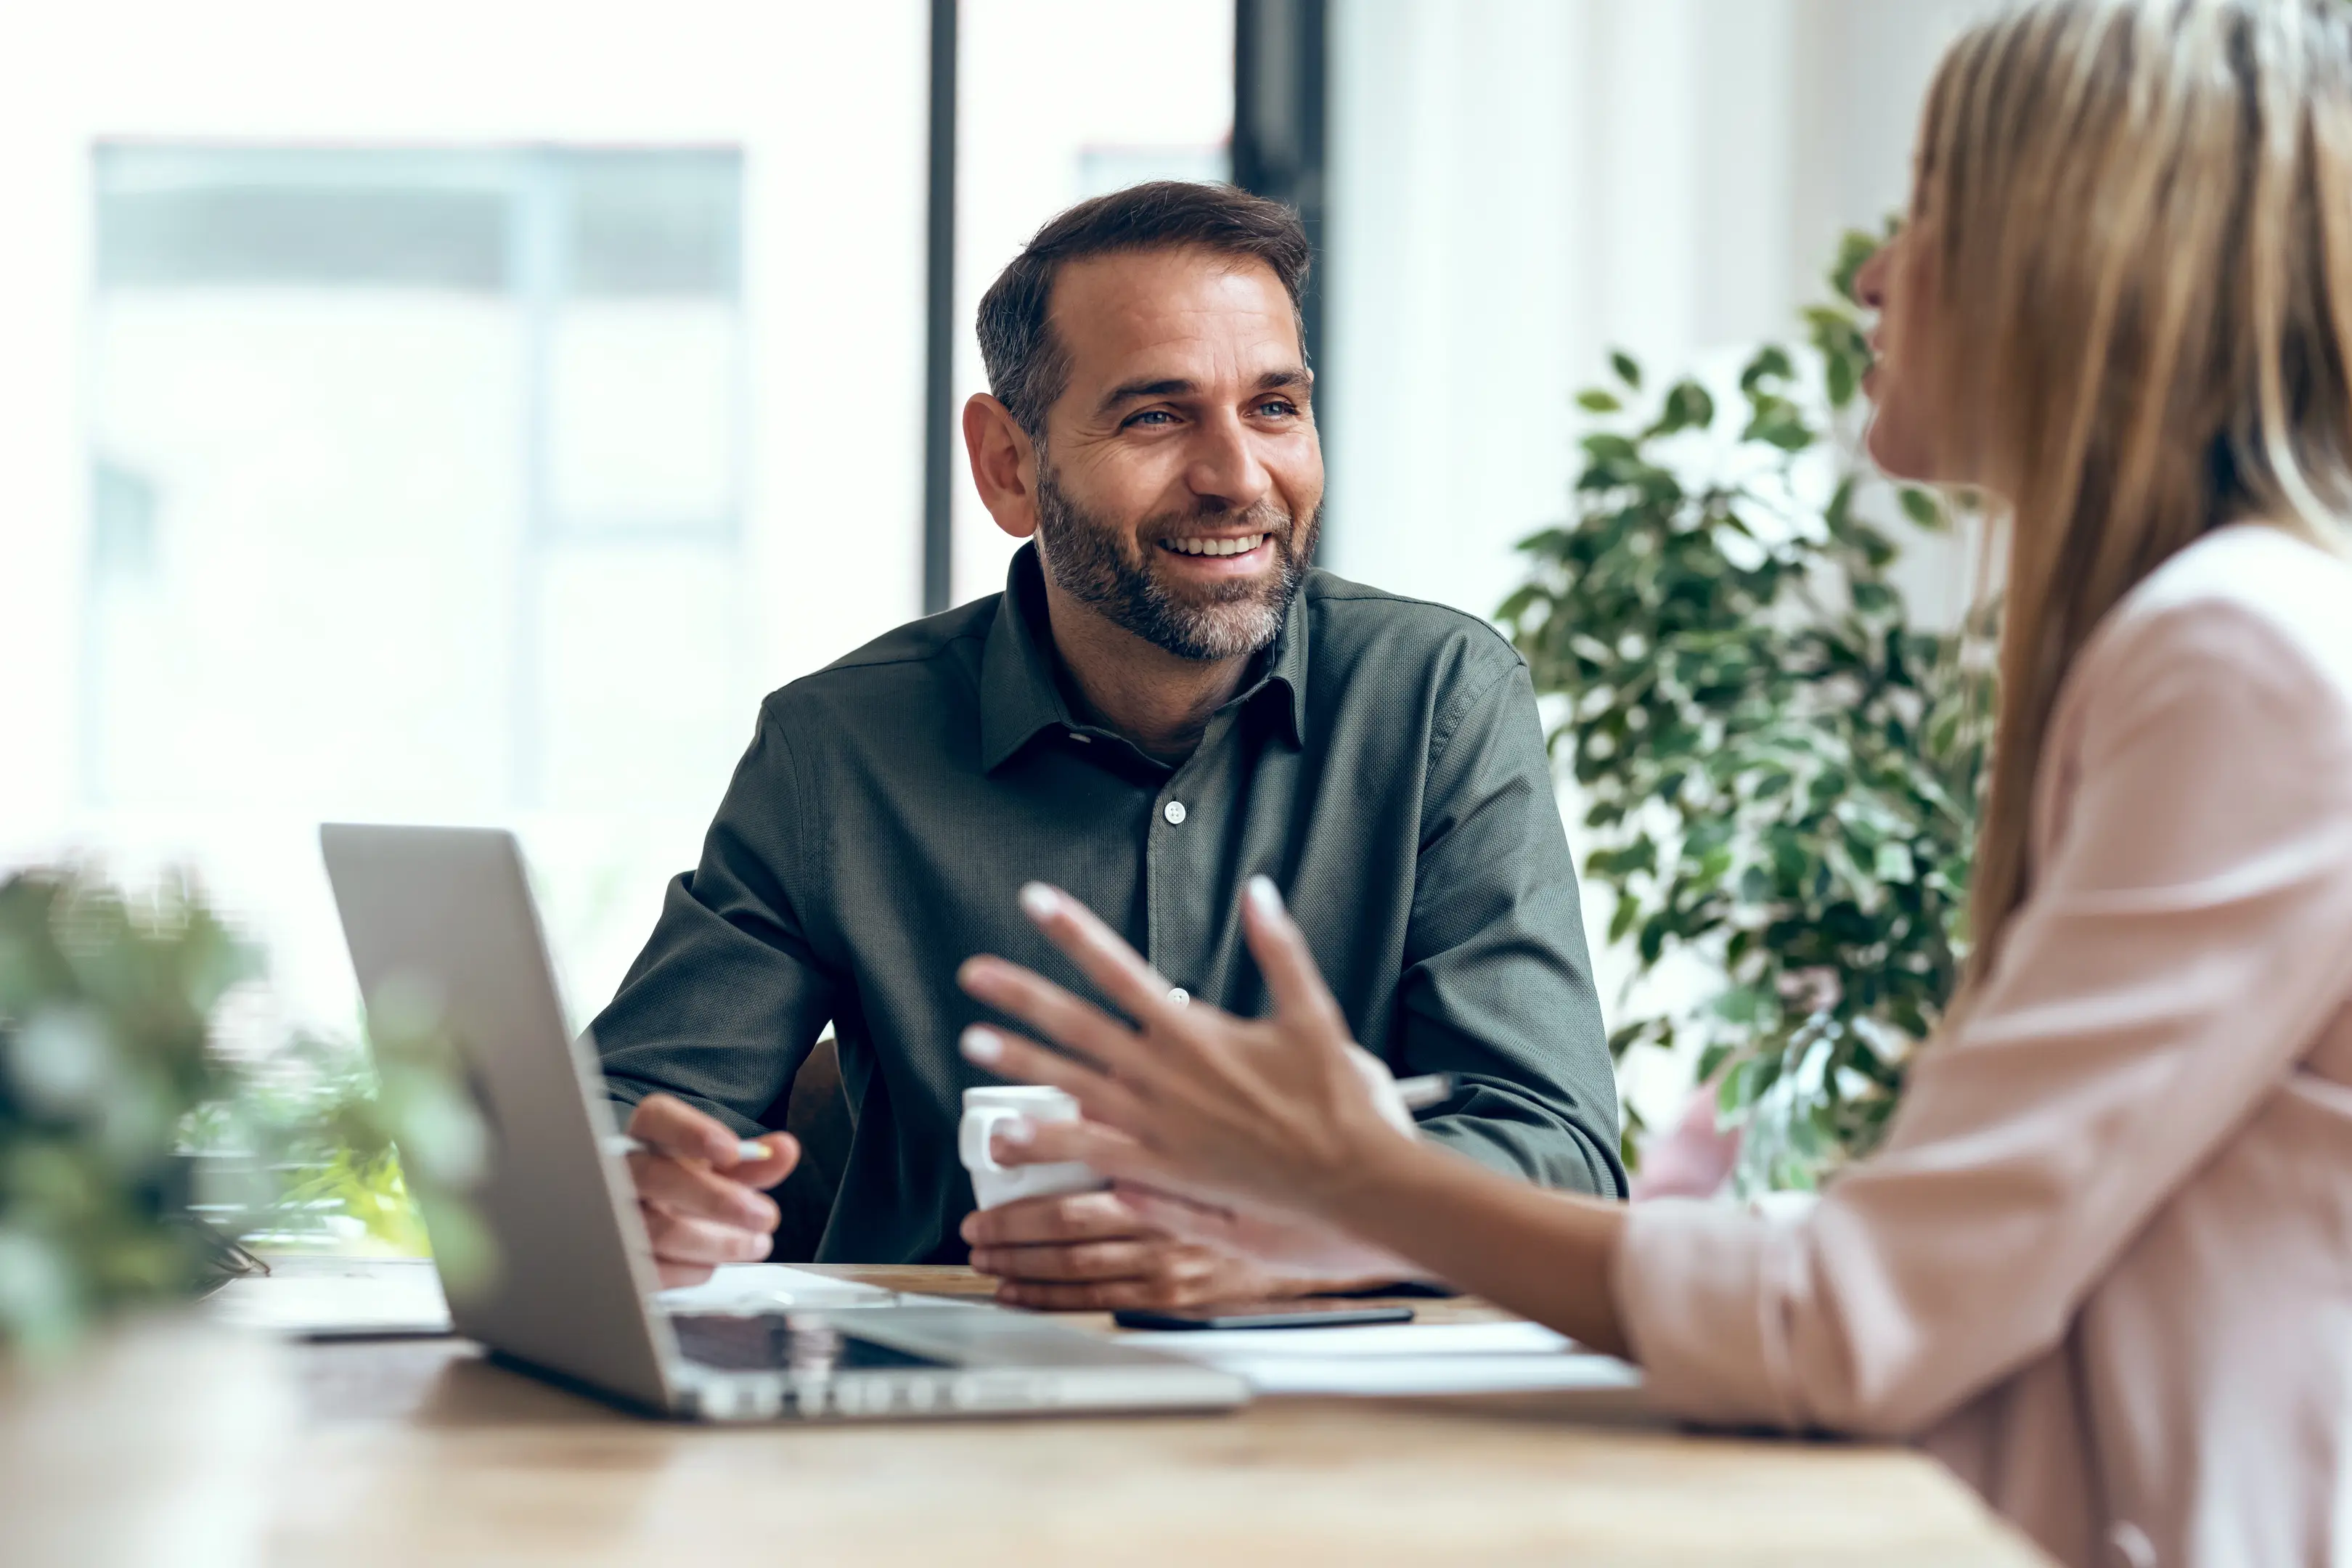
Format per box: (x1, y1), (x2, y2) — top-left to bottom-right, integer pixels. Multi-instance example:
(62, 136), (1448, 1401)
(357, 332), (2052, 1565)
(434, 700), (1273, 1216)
(1396, 657), (1625, 1198)
(593, 703), (837, 1138)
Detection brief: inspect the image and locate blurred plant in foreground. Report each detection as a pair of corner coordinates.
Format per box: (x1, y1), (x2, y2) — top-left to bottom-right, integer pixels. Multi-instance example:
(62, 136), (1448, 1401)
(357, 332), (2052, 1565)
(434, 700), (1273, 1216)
(234, 994), (494, 1284)
(0, 865), (489, 1355)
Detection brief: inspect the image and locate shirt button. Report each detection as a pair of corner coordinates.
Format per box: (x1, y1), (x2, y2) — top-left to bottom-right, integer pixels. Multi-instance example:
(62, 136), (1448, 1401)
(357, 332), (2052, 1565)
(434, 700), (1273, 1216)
(1167, 987), (1190, 1006)
(1163, 800), (1187, 825)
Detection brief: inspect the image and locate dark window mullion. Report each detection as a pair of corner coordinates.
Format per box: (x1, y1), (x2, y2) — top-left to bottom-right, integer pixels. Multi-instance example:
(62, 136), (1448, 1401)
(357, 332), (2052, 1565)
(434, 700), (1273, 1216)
(922, 0), (959, 616)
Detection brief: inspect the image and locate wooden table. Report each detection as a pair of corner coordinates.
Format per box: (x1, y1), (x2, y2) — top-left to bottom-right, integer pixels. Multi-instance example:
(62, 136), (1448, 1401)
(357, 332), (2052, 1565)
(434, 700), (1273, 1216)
(266, 1264), (2047, 1567)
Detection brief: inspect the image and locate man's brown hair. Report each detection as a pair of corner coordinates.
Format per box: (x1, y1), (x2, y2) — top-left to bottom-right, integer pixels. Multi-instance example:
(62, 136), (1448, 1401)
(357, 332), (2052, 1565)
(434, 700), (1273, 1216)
(975, 180), (1312, 439)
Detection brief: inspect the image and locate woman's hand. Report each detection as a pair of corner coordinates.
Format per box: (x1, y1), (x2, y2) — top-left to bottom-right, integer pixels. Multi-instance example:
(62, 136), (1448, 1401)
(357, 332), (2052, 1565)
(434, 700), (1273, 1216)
(959, 875), (1637, 1358)
(955, 877), (1413, 1224)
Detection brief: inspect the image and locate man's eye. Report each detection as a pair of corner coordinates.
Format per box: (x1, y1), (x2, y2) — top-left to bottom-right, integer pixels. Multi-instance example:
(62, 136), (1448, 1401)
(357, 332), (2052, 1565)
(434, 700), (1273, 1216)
(1124, 409), (1175, 428)
(1256, 399), (1299, 417)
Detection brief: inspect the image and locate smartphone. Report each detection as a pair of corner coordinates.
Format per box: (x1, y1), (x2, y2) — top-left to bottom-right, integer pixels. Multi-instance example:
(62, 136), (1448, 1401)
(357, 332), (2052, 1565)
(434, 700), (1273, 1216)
(1112, 1301), (1416, 1331)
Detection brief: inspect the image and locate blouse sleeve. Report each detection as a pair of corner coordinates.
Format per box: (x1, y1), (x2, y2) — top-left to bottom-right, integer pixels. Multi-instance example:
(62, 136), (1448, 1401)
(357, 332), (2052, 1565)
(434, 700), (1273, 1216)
(1613, 594), (2352, 1437)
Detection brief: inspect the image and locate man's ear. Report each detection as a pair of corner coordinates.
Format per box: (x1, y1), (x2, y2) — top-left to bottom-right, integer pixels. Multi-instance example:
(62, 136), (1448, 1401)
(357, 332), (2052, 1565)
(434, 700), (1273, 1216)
(963, 394), (1041, 541)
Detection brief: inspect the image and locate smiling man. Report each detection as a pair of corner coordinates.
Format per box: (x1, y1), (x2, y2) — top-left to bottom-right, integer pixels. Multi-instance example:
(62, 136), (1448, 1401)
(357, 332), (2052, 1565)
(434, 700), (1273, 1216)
(589, 181), (1622, 1308)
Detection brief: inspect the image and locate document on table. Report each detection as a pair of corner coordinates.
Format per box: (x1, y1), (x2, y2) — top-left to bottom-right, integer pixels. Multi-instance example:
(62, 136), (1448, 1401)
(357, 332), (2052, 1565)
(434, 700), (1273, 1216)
(211, 1260), (897, 1339)
(208, 1257), (453, 1339)
(655, 1264), (899, 1312)
(1120, 1319), (1645, 1397)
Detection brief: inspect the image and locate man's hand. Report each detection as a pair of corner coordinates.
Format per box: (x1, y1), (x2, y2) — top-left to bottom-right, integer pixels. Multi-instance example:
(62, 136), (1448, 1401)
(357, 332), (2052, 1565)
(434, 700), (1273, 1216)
(961, 1190), (1325, 1311)
(1113, 1184), (1429, 1287)
(624, 1093), (799, 1289)
(975, 1114), (1429, 1296)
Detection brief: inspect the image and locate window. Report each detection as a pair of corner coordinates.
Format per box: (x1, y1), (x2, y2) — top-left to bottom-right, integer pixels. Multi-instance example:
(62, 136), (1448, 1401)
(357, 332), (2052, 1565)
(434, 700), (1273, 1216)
(87, 145), (748, 819)
(949, 0), (1237, 605)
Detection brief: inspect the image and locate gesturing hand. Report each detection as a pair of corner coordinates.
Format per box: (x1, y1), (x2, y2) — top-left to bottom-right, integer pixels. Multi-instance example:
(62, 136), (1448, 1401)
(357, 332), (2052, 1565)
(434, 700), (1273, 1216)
(955, 876), (1414, 1226)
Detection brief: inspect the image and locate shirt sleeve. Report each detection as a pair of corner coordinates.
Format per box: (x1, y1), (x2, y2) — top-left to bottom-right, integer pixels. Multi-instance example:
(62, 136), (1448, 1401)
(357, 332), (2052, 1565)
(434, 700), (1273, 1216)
(1400, 656), (1628, 1198)
(1614, 597), (2352, 1436)
(589, 701), (838, 1137)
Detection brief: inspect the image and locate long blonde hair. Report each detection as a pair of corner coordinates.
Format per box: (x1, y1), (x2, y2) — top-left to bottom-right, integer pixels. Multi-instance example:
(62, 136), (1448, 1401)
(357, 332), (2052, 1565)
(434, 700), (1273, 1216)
(1916, 0), (2352, 976)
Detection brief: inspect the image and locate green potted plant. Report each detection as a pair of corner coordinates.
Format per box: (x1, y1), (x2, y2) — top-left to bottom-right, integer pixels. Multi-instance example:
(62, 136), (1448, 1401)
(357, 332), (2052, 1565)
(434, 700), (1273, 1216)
(1500, 232), (1992, 1194)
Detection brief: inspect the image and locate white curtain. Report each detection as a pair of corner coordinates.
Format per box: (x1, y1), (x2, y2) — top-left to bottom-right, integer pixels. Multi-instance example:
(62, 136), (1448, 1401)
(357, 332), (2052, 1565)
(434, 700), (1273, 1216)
(1323, 0), (1983, 624)
(1322, 0), (1989, 1114)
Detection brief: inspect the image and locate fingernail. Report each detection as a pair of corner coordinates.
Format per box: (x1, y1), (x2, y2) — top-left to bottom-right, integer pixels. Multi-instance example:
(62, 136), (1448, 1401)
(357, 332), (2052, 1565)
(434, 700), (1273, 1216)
(1018, 883), (1060, 920)
(961, 1026), (1004, 1064)
(996, 1116), (1034, 1146)
(960, 1214), (979, 1243)
(1247, 874), (1285, 918)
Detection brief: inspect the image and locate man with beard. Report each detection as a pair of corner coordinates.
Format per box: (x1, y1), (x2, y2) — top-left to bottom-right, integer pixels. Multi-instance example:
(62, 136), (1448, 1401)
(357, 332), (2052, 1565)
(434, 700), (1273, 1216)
(591, 181), (1621, 1308)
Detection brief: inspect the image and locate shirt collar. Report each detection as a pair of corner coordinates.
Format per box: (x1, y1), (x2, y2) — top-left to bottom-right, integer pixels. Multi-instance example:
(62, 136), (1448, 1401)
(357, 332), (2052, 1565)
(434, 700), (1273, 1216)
(978, 544), (1310, 774)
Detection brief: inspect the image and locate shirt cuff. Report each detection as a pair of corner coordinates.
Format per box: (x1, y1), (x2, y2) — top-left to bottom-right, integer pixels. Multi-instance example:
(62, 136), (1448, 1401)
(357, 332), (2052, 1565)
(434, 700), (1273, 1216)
(1614, 1196), (1810, 1430)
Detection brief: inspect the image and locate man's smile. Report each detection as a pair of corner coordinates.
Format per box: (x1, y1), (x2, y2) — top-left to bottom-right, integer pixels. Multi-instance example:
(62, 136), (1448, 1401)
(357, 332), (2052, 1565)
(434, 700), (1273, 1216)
(1160, 532), (1267, 557)
(1155, 531), (1275, 573)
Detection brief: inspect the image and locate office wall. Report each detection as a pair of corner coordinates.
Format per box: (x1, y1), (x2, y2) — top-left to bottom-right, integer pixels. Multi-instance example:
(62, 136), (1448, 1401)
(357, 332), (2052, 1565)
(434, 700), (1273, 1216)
(1323, 0), (1980, 626)
(947, 1), (1237, 607)
(1320, 0), (1988, 1108)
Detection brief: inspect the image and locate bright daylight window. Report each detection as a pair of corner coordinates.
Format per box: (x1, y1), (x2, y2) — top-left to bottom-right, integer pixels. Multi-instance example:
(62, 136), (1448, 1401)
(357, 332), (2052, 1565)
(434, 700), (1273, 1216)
(85, 145), (751, 1030)
(948, 0), (1236, 603)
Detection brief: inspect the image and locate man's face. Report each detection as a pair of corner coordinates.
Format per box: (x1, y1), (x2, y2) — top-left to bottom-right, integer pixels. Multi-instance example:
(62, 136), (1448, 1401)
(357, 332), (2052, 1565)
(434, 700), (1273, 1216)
(1029, 248), (1323, 662)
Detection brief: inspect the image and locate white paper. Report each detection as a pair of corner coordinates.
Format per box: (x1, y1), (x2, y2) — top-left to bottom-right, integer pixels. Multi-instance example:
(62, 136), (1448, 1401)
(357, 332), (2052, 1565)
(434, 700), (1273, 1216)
(208, 1258), (452, 1337)
(1122, 1319), (1643, 1397)
(653, 1263), (897, 1313)
(213, 1259), (898, 1337)
(1122, 1320), (1575, 1357)
(1203, 1354), (1642, 1397)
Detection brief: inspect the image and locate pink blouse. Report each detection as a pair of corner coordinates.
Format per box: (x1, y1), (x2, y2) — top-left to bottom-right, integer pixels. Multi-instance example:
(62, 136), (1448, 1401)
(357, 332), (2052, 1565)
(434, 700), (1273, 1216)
(1615, 525), (2352, 1568)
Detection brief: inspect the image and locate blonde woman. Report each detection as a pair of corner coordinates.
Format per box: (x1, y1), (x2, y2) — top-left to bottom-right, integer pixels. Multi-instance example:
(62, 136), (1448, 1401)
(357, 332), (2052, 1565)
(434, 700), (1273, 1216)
(952, 1), (2352, 1561)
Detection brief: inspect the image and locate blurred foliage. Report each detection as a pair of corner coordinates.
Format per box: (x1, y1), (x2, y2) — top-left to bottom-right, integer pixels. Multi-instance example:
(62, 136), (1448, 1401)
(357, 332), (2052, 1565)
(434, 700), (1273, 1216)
(0, 872), (252, 1352)
(0, 865), (488, 1355)
(237, 1006), (494, 1286)
(1500, 229), (1993, 1193)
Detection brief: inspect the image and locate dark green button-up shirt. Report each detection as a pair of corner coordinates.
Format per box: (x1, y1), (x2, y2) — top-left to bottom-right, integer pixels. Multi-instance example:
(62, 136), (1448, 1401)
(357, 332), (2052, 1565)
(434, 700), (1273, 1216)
(592, 545), (1622, 1263)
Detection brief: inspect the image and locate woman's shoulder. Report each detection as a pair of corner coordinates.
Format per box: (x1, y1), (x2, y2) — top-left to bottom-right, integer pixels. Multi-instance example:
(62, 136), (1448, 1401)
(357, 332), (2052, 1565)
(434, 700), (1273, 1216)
(2089, 523), (2352, 714)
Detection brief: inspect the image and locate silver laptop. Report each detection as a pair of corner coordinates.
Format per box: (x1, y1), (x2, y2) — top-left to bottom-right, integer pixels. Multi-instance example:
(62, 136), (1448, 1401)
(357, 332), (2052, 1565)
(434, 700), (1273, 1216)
(319, 822), (1248, 1424)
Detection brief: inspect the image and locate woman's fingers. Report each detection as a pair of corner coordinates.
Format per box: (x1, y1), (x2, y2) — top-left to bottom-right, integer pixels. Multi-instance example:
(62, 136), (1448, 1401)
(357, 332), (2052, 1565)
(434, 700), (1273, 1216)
(1016, 883), (1192, 1037)
(1240, 876), (1352, 1038)
(986, 1112), (1191, 1189)
(957, 953), (1156, 1083)
(960, 1025), (1150, 1133)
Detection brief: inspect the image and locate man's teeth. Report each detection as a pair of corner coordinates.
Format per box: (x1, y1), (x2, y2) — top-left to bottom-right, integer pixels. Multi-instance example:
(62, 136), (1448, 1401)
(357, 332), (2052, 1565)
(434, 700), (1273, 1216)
(1164, 534), (1267, 558)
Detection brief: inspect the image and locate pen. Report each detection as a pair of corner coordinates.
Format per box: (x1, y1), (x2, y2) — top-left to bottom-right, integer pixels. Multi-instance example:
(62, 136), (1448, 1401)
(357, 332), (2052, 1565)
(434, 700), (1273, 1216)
(602, 1074), (1457, 1161)
(1391, 1072), (1454, 1112)
(603, 1133), (776, 1161)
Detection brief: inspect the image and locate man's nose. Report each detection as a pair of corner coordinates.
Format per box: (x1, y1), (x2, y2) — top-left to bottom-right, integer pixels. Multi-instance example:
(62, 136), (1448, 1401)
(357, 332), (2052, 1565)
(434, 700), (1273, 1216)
(1185, 412), (1275, 513)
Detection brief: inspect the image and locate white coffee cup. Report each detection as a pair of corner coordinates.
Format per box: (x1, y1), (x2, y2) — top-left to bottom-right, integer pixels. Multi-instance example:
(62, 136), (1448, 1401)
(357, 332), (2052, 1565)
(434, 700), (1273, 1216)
(958, 1085), (1108, 1210)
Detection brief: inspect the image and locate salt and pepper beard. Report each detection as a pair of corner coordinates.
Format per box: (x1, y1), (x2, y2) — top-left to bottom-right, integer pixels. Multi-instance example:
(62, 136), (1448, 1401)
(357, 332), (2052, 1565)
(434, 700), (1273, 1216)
(1030, 460), (1318, 662)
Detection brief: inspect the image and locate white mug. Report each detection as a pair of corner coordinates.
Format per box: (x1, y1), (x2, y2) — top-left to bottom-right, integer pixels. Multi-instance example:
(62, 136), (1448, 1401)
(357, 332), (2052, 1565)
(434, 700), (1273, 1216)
(958, 1085), (1107, 1210)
